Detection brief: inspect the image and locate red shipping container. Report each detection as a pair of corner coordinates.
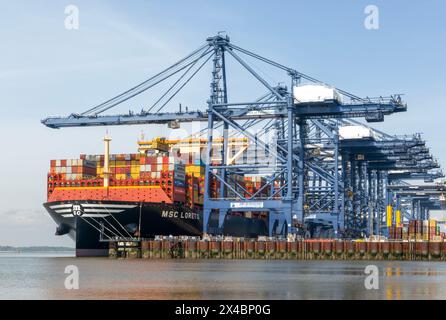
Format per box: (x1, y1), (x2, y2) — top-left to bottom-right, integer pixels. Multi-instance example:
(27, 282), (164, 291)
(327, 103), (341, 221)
(61, 160), (67, 167)
(173, 186), (186, 202)
(50, 160), (56, 167)
(175, 186), (185, 194)
(72, 166), (78, 174)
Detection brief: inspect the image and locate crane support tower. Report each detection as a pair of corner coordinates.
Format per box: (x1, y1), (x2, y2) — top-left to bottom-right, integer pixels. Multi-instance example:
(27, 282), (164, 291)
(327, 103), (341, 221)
(43, 34), (444, 238)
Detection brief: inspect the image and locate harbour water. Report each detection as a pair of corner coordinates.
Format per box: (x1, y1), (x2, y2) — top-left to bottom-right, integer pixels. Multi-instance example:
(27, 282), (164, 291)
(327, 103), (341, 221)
(0, 253), (445, 300)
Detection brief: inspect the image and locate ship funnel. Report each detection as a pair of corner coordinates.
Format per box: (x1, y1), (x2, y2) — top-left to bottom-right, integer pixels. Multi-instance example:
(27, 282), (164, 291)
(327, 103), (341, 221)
(103, 134), (112, 187)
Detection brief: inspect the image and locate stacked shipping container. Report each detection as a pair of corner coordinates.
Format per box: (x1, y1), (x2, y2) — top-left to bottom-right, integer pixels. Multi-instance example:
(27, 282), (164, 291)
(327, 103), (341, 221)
(49, 138), (277, 208)
(49, 159), (96, 180)
(137, 154), (186, 202)
(49, 153), (187, 203)
(86, 153), (141, 180)
(185, 164), (205, 206)
(244, 175), (269, 198)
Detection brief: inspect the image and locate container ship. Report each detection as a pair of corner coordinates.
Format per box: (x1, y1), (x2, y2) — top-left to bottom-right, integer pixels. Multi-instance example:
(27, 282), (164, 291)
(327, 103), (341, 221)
(44, 136), (270, 256)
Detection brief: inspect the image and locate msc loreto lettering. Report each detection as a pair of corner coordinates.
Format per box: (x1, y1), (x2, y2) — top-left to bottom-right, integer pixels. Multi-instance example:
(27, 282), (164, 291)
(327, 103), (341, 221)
(161, 210), (200, 220)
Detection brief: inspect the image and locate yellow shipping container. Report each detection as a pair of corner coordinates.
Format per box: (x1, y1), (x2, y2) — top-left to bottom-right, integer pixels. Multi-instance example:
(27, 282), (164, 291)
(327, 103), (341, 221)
(131, 173), (139, 179)
(130, 166), (140, 174)
(193, 172), (205, 178)
(186, 165), (205, 174)
(115, 174), (127, 180)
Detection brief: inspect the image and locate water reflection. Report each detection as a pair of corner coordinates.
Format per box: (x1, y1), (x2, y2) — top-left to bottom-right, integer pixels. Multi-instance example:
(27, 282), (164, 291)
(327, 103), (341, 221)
(0, 256), (445, 299)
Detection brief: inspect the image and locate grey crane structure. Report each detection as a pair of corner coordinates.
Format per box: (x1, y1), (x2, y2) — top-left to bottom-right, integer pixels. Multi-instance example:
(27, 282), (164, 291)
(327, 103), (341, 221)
(42, 34), (442, 238)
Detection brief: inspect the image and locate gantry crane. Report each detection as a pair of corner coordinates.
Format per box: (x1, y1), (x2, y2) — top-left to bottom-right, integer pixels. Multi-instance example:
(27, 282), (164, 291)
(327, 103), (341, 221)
(42, 33), (417, 238)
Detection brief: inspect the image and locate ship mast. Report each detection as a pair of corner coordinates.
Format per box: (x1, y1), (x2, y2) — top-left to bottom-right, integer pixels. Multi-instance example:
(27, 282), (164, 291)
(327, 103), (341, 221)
(103, 134), (111, 188)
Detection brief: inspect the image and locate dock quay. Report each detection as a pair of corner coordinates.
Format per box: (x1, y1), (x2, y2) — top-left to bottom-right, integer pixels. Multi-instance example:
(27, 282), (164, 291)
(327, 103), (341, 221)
(108, 237), (446, 261)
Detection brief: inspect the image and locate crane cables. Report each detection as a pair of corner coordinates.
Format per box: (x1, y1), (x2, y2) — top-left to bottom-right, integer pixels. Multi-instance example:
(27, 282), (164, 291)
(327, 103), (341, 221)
(80, 43), (213, 116)
(227, 43), (366, 102)
(145, 49), (214, 114)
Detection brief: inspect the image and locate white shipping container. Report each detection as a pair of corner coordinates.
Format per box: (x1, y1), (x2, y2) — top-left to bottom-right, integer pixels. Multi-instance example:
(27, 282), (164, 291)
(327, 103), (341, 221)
(56, 160), (61, 167)
(293, 84), (342, 104)
(66, 167), (72, 174)
(140, 165), (146, 172)
(339, 126), (375, 140)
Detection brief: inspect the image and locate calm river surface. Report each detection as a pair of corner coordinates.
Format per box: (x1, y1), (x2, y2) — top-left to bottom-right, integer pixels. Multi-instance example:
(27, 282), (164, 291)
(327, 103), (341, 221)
(0, 253), (445, 299)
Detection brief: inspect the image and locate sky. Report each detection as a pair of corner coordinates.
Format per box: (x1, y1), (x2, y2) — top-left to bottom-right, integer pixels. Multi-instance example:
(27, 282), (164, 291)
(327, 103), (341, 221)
(0, 0), (445, 246)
